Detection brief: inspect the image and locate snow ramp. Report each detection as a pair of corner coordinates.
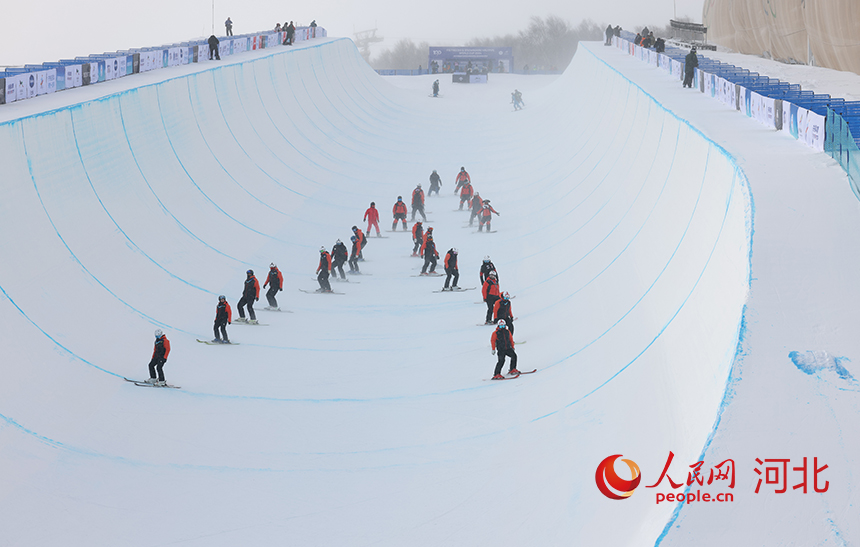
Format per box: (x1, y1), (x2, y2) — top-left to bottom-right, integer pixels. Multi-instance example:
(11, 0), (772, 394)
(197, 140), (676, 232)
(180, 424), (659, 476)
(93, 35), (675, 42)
(0, 39), (751, 545)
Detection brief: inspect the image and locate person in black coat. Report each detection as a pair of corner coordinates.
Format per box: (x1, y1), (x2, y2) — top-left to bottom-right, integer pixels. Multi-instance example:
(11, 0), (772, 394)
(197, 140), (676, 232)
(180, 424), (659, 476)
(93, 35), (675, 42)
(420, 235), (438, 274)
(208, 35), (220, 60)
(655, 38), (666, 53)
(331, 239), (348, 280)
(684, 47), (699, 88)
(605, 25), (613, 46)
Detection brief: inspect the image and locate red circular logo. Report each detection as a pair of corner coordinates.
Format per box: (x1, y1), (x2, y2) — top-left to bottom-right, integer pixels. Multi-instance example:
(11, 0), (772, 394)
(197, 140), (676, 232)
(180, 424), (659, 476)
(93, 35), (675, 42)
(595, 454), (642, 499)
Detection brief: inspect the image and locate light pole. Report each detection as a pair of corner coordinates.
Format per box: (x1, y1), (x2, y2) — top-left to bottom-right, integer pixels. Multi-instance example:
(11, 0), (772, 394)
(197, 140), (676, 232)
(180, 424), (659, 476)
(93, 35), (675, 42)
(212, 0), (215, 35)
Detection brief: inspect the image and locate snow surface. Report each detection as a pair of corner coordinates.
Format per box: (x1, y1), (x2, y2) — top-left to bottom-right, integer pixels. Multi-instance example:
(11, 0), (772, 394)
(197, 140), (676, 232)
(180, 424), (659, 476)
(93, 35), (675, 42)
(0, 37), (856, 546)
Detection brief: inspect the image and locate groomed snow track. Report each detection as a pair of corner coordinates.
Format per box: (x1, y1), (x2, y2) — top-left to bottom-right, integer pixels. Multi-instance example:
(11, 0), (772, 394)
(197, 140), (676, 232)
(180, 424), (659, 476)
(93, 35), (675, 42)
(0, 39), (751, 545)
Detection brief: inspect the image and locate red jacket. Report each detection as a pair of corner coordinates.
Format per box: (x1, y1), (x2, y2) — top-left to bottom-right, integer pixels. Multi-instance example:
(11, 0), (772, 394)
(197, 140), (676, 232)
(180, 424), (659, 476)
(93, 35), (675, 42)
(455, 170), (471, 187)
(493, 298), (513, 320)
(460, 182), (474, 199)
(264, 267), (283, 290)
(364, 206), (380, 223)
(490, 328), (514, 351)
(481, 204), (499, 218)
(412, 222), (423, 241)
(152, 335), (171, 360)
(216, 301), (232, 323)
(353, 228), (366, 251)
(482, 277), (500, 300)
(412, 188), (425, 206)
(317, 251), (332, 273)
(393, 201), (408, 216)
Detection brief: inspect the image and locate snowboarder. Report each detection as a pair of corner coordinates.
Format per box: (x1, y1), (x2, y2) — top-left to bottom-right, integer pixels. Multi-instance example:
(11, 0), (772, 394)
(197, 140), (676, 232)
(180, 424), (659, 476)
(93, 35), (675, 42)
(411, 184), (426, 221)
(412, 220), (424, 257)
(684, 47), (698, 88)
(392, 196), (408, 231)
(263, 263), (284, 309)
(213, 295), (232, 343)
(458, 180), (474, 210)
(316, 247), (332, 292)
(482, 271), (501, 324)
(225, 17), (233, 36)
(469, 191), (483, 226)
(352, 226), (367, 260)
(443, 248), (459, 290)
(146, 329), (171, 386)
(493, 292), (514, 334)
(478, 199), (500, 231)
(331, 240), (348, 280)
(236, 269), (260, 323)
(491, 321), (519, 379)
(428, 170), (442, 196)
(420, 233), (439, 275)
(432, 79), (440, 97)
(454, 167), (471, 194)
(348, 235), (361, 273)
(364, 202), (381, 237)
(480, 256), (498, 285)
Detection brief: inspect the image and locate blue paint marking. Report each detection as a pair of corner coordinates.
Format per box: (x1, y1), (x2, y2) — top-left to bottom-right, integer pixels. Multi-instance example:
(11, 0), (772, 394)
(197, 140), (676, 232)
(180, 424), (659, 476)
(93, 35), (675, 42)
(789, 350), (853, 380)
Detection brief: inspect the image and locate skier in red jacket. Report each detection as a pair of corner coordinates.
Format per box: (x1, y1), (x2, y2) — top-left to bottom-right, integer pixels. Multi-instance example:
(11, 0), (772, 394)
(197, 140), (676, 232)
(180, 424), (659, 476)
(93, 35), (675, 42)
(392, 196), (408, 231)
(459, 181), (474, 210)
(146, 329), (171, 386)
(493, 292), (514, 334)
(478, 200), (500, 232)
(490, 321), (519, 379)
(352, 226), (366, 260)
(411, 184), (426, 221)
(482, 271), (501, 324)
(412, 220), (424, 257)
(364, 202), (381, 237)
(454, 166), (471, 193)
(263, 263), (284, 309)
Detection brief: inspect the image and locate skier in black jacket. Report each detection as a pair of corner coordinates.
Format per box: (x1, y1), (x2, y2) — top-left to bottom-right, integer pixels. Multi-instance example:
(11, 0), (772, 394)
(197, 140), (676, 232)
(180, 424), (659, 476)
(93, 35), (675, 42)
(480, 256), (498, 285)
(420, 234), (439, 274)
(331, 239), (348, 280)
(428, 170), (442, 195)
(443, 248), (459, 290)
(684, 47), (698, 88)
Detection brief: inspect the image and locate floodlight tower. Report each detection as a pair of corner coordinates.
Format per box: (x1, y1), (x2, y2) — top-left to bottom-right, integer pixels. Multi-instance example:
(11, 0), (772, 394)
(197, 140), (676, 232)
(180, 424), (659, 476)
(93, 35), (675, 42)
(354, 28), (384, 62)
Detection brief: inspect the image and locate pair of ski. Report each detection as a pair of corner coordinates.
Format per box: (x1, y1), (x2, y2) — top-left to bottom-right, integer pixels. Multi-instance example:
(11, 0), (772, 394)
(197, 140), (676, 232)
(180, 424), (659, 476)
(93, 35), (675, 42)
(298, 288), (345, 295)
(489, 369), (537, 381)
(413, 272), (443, 277)
(123, 377), (180, 389)
(432, 287), (476, 293)
(477, 317), (518, 326)
(260, 307), (292, 313)
(197, 338), (239, 345)
(233, 318), (268, 326)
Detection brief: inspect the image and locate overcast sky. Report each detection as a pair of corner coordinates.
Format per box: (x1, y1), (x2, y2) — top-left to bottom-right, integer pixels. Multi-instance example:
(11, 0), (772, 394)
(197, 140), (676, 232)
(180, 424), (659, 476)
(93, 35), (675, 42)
(3, 0), (704, 67)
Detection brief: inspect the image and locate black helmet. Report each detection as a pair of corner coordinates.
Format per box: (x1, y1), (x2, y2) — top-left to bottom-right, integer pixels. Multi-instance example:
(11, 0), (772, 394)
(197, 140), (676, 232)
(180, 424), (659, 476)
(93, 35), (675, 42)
(247, 269), (254, 275)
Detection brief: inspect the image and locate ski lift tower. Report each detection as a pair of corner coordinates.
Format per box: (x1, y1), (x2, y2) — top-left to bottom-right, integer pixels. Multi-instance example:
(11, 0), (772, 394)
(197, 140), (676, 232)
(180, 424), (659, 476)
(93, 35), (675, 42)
(354, 28), (383, 63)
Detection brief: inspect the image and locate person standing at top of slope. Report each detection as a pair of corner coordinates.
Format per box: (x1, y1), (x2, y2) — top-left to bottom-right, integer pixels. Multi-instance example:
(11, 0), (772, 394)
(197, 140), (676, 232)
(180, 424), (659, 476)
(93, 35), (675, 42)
(236, 269), (260, 324)
(316, 247), (333, 292)
(480, 255), (498, 285)
(364, 202), (381, 237)
(454, 167), (471, 194)
(411, 184), (427, 221)
(432, 79), (440, 97)
(207, 35), (221, 60)
(493, 292), (514, 334)
(225, 17), (234, 36)
(284, 21), (296, 45)
(392, 196), (408, 231)
(213, 295), (232, 343)
(263, 263), (284, 309)
(469, 191), (483, 226)
(491, 321), (519, 379)
(331, 239), (348, 280)
(442, 247), (459, 290)
(482, 271), (501, 324)
(428, 170), (442, 196)
(146, 329), (171, 386)
(684, 47), (698, 88)
(458, 179), (474, 210)
(478, 199), (500, 231)
(420, 233), (439, 275)
(411, 220), (424, 257)
(352, 226), (367, 260)
(348, 235), (361, 274)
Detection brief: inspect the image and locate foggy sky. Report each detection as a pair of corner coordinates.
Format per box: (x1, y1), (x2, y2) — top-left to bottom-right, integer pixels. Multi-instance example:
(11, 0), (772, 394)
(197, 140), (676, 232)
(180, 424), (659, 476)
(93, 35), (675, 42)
(3, 0), (703, 67)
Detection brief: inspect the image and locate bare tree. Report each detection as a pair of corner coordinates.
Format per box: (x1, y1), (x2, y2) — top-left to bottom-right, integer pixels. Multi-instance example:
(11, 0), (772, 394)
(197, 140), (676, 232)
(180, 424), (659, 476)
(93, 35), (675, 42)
(371, 39), (430, 70)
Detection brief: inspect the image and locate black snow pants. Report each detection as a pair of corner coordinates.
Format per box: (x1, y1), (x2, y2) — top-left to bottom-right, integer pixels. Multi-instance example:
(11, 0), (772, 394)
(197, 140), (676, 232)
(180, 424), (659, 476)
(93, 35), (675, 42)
(494, 348), (518, 376)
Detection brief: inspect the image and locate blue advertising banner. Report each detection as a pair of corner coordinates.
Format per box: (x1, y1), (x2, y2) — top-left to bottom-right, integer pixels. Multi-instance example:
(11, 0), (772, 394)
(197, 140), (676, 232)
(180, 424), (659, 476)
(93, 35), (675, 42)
(429, 47), (513, 74)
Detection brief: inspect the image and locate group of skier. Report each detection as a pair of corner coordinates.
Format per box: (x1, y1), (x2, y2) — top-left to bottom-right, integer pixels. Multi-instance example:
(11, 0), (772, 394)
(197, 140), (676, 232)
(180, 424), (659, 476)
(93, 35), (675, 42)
(143, 166), (519, 385)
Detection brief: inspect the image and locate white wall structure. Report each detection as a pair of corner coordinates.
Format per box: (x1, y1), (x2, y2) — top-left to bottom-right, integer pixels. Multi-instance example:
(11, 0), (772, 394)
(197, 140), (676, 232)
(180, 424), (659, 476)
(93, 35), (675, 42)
(0, 38), (756, 545)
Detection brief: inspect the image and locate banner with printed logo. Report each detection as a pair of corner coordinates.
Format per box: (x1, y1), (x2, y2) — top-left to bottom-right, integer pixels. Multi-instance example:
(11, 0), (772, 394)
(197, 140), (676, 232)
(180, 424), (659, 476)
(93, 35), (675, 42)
(763, 97), (776, 128)
(25, 73), (37, 98)
(53, 67), (64, 91)
(797, 107), (809, 144)
(131, 54), (140, 74)
(0, 78), (6, 104)
(807, 111), (825, 151)
(781, 100), (792, 134)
